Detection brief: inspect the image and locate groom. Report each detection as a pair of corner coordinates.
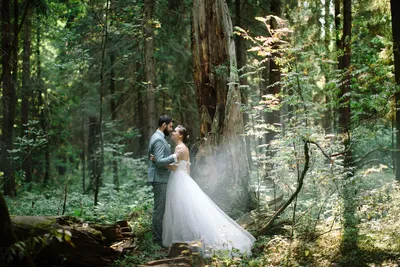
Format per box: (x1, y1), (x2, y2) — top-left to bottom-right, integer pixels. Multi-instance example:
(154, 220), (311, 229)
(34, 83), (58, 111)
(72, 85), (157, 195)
(148, 115), (181, 245)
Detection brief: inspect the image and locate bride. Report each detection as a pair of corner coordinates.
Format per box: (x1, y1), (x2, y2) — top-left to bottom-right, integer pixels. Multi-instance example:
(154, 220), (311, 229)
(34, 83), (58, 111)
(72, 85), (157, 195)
(160, 125), (255, 255)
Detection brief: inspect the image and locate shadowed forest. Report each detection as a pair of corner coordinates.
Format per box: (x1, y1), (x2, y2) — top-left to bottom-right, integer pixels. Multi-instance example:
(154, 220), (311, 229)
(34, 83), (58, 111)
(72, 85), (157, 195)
(1, 0), (400, 266)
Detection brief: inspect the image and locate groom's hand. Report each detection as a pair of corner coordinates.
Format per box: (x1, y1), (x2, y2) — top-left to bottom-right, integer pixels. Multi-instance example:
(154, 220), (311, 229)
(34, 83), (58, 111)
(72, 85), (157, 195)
(175, 146), (185, 158)
(150, 154), (155, 161)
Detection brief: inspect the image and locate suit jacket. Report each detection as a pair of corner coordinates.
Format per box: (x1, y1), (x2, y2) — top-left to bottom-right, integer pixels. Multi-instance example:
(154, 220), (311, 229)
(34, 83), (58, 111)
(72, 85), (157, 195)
(147, 130), (176, 183)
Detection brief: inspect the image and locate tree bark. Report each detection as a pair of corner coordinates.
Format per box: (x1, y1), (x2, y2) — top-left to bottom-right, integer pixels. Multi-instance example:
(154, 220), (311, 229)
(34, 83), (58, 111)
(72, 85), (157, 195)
(21, 8), (33, 185)
(323, 0), (333, 132)
(266, 0), (282, 145)
(391, 0), (400, 182)
(109, 0), (119, 188)
(191, 0), (251, 215)
(94, 0), (109, 205)
(1, 0), (17, 197)
(235, 0), (253, 168)
(339, 0), (357, 252)
(110, 50), (119, 190)
(335, 0), (342, 69)
(36, 25), (50, 184)
(339, 0), (351, 134)
(87, 116), (100, 193)
(144, 0), (157, 138)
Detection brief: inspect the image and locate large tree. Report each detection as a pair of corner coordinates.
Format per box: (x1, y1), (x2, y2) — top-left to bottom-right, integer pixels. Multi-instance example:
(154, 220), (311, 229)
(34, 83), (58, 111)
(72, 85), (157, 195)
(1, 0), (16, 196)
(391, 0), (400, 182)
(191, 0), (251, 215)
(144, 0), (157, 138)
(21, 7), (33, 184)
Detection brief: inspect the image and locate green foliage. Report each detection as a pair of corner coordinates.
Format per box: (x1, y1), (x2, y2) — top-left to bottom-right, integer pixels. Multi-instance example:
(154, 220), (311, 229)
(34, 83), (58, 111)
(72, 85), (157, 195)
(6, 163), (152, 225)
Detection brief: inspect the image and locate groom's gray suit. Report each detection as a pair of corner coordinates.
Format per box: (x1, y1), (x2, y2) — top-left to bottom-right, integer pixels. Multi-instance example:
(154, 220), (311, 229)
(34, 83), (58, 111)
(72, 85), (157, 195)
(148, 130), (176, 243)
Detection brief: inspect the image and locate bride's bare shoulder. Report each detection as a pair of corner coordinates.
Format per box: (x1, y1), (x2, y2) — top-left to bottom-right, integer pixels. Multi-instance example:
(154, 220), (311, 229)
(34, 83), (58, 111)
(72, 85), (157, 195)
(175, 144), (189, 154)
(176, 144), (188, 149)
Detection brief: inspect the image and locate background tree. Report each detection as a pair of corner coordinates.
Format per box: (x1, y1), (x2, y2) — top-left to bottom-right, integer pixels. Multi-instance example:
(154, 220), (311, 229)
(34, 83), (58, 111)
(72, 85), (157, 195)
(1, 0), (16, 197)
(391, 0), (400, 182)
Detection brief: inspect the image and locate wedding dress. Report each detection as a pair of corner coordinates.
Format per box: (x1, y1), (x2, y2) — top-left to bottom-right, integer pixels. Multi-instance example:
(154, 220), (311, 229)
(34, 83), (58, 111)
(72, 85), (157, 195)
(162, 160), (256, 255)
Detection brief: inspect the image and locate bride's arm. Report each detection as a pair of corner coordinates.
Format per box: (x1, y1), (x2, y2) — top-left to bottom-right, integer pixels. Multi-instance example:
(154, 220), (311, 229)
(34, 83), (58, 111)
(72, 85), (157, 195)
(163, 145), (185, 171)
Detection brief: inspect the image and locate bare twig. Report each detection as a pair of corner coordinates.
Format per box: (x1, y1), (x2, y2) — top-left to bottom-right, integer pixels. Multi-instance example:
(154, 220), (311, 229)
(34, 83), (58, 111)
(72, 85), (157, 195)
(259, 139), (310, 234)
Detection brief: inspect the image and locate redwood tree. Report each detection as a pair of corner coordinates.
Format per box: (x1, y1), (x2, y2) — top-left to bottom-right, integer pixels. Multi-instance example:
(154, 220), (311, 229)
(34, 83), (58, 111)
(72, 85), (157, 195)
(1, 0), (16, 196)
(391, 0), (400, 182)
(191, 0), (251, 214)
(21, 7), (33, 184)
(144, 0), (157, 138)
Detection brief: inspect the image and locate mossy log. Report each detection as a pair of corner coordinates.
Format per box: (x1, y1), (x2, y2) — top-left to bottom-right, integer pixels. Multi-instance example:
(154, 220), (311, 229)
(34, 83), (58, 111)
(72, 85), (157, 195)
(10, 216), (132, 266)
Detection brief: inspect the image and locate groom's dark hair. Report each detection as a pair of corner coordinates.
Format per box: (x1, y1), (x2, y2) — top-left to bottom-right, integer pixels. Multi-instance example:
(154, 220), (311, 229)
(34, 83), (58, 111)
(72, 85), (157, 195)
(158, 115), (174, 127)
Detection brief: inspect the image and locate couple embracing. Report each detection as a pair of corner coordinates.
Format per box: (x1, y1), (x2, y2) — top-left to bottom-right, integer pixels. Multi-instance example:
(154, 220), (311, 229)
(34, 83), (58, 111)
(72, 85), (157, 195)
(147, 115), (255, 254)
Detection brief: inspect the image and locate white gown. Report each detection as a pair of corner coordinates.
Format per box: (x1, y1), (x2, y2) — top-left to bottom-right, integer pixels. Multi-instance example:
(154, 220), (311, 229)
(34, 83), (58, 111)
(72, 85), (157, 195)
(162, 160), (256, 255)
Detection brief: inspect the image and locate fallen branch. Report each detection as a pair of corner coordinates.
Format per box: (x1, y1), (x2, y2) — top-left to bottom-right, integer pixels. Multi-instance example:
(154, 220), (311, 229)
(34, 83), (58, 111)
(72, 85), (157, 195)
(10, 216), (132, 266)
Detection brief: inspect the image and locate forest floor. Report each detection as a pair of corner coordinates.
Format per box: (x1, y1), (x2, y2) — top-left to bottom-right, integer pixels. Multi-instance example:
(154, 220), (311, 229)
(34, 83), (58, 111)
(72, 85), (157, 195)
(5, 170), (400, 266)
(113, 172), (400, 267)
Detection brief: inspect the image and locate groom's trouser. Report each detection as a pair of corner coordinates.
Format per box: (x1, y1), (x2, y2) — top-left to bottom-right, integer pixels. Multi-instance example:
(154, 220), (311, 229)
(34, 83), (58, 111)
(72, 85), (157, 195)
(151, 182), (168, 243)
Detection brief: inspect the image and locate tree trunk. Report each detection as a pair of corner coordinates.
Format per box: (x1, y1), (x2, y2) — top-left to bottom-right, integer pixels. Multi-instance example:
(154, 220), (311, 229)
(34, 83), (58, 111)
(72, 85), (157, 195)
(391, 0), (400, 182)
(110, 50), (119, 190)
(235, 0), (253, 169)
(144, 0), (157, 138)
(81, 55), (86, 193)
(266, 0), (282, 144)
(335, 0), (342, 69)
(82, 113), (86, 193)
(94, 0), (109, 205)
(1, 0), (16, 197)
(339, 0), (357, 252)
(21, 8), (33, 185)
(339, 0), (351, 134)
(191, 0), (251, 215)
(0, 193), (35, 266)
(36, 26), (50, 184)
(87, 116), (100, 193)
(323, 0), (333, 133)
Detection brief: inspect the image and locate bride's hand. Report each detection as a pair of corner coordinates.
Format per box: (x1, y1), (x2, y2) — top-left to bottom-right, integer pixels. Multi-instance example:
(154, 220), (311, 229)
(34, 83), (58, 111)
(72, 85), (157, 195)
(150, 154), (155, 161)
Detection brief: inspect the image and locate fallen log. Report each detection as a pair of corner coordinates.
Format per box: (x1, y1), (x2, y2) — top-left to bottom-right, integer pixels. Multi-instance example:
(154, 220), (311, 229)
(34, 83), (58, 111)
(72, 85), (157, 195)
(10, 216), (132, 266)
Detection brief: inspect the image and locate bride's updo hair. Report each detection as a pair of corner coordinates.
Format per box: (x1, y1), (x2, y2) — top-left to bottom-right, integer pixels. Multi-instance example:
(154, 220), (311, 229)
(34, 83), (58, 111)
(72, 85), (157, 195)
(176, 125), (189, 143)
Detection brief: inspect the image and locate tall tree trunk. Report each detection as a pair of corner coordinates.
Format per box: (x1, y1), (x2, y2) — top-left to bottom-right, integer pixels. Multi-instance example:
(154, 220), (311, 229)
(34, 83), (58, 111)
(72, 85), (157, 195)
(191, 0), (251, 215)
(339, 0), (357, 252)
(144, 0), (157, 138)
(339, 0), (351, 135)
(391, 0), (400, 182)
(36, 24), (50, 184)
(0, 193), (35, 266)
(266, 0), (282, 144)
(137, 62), (147, 156)
(81, 53), (86, 194)
(335, 0), (342, 69)
(1, 0), (16, 197)
(235, 0), (253, 171)
(94, 0), (109, 205)
(87, 116), (100, 193)
(109, 50), (119, 190)
(323, 0), (333, 132)
(82, 111), (86, 193)
(21, 8), (33, 185)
